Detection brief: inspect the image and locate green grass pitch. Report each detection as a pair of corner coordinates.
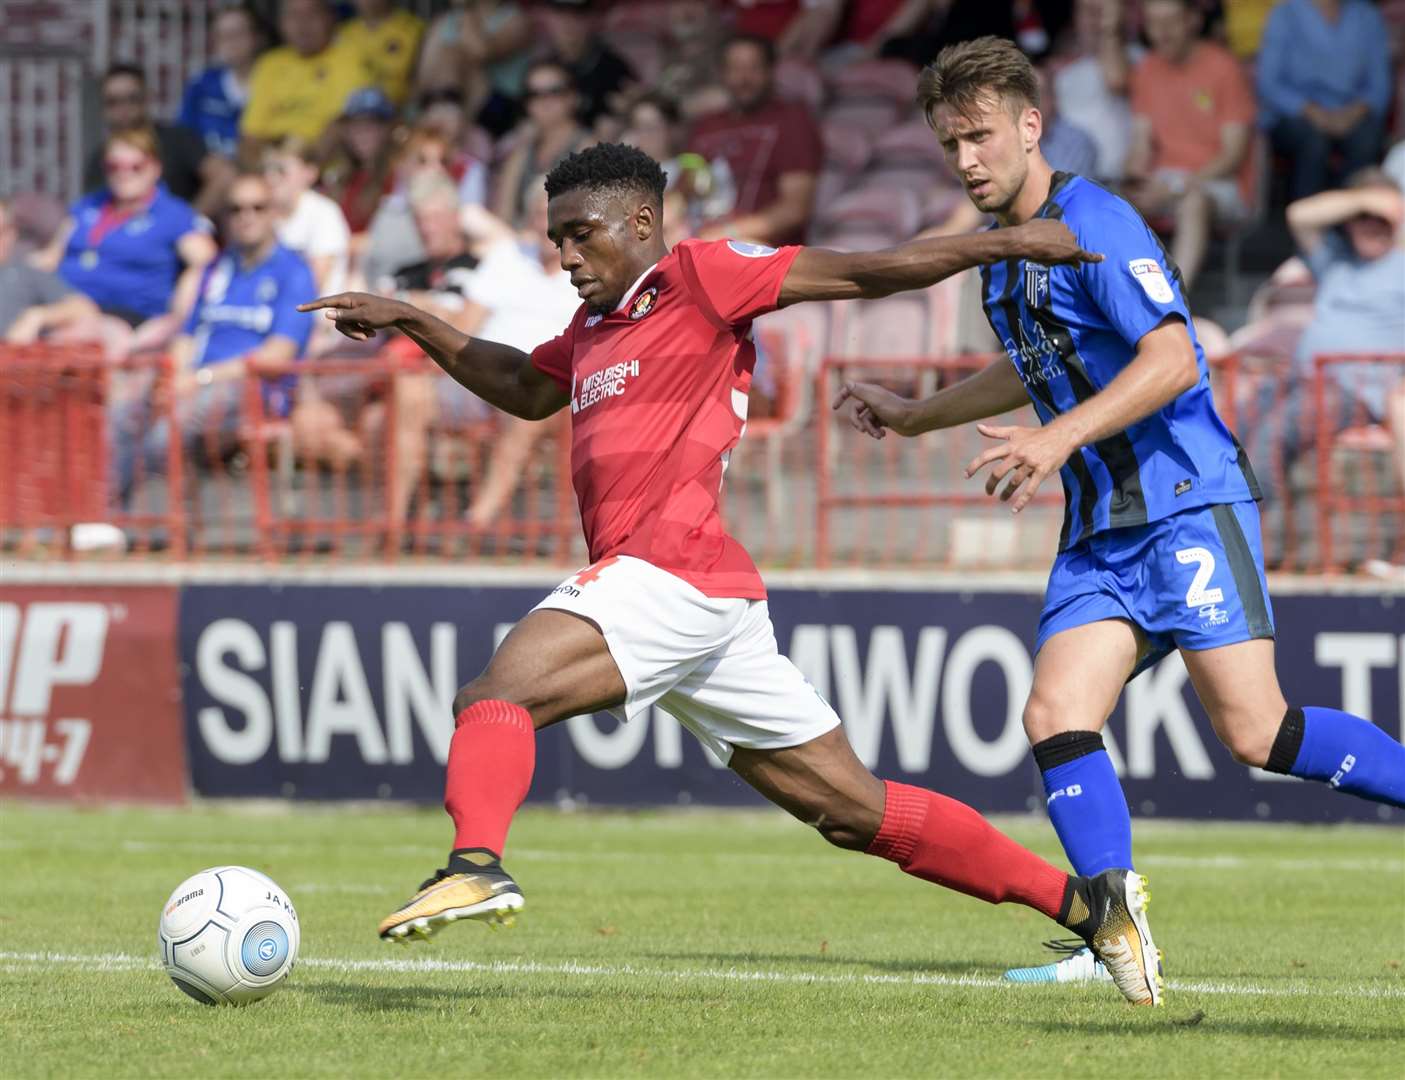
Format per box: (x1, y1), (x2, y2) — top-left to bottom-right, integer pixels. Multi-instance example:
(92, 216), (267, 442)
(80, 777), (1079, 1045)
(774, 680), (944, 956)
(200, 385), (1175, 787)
(2, 803), (1402, 1078)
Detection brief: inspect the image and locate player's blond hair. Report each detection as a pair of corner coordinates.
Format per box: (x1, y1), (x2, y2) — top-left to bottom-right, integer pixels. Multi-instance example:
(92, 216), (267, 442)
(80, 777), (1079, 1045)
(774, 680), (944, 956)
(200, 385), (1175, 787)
(916, 35), (1040, 130)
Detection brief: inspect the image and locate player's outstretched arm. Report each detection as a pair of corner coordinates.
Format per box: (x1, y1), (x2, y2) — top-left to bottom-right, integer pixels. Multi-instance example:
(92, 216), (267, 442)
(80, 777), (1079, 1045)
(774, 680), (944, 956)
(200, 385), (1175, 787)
(834, 357), (1028, 438)
(298, 293), (569, 421)
(777, 219), (1100, 306)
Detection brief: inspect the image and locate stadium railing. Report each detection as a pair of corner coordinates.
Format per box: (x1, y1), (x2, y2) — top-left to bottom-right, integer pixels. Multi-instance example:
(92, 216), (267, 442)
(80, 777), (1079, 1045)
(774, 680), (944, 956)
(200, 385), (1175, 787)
(3, 344), (1400, 574)
(1313, 352), (1405, 574)
(815, 354), (1064, 569)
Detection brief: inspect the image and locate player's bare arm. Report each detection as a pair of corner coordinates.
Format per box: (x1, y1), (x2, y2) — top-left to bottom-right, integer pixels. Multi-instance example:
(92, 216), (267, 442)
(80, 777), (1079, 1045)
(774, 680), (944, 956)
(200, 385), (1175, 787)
(298, 293), (569, 421)
(834, 357), (1029, 439)
(965, 315), (1200, 512)
(777, 218), (1101, 306)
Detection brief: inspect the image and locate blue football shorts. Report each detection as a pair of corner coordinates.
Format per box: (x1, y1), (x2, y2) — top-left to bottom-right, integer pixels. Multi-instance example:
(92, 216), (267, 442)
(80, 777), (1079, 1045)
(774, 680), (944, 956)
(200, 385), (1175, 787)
(1036, 500), (1275, 678)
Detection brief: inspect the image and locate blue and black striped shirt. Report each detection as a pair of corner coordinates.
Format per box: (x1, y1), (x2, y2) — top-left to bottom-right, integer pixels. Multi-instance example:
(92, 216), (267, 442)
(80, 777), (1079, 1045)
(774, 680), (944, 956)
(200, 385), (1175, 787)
(980, 172), (1259, 550)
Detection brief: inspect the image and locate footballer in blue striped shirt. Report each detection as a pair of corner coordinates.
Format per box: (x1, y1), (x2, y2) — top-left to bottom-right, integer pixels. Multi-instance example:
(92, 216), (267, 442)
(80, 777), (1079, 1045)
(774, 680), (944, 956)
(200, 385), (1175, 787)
(834, 35), (1405, 987)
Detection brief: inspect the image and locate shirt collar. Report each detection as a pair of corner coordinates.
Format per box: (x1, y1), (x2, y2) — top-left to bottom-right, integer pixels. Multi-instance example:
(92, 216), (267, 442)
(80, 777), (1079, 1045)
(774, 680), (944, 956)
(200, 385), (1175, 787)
(613, 262), (659, 313)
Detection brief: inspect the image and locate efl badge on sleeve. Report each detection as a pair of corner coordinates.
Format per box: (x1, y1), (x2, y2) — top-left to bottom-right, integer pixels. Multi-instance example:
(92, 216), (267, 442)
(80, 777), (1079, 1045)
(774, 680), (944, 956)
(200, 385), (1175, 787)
(1024, 263), (1050, 309)
(628, 286), (658, 320)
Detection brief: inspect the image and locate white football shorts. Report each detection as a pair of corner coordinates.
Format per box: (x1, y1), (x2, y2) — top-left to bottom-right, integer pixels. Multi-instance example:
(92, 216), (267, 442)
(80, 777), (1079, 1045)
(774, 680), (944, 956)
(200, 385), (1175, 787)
(531, 555), (840, 763)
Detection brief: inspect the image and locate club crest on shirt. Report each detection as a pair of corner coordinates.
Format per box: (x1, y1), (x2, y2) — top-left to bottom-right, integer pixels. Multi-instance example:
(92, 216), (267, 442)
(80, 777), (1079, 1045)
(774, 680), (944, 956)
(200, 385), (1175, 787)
(1024, 263), (1050, 308)
(628, 286), (658, 320)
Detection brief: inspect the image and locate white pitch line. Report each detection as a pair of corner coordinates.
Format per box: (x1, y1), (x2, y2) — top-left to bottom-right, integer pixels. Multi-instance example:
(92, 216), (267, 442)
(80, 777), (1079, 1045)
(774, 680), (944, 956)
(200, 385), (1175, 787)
(70, 841), (1405, 875)
(1, 950), (1400, 1001)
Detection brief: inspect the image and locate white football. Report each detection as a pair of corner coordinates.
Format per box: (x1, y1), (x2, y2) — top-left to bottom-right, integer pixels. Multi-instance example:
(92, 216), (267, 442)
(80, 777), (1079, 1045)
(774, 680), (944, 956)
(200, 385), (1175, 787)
(158, 866), (300, 1006)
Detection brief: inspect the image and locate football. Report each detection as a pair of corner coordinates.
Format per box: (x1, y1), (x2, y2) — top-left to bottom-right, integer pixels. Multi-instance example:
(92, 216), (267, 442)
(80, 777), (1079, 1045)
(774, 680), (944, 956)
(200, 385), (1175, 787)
(157, 866), (300, 1006)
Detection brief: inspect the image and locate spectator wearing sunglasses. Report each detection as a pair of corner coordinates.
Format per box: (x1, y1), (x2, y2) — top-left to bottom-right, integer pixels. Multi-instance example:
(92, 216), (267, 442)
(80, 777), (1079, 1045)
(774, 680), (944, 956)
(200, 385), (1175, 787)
(84, 63), (229, 215)
(39, 128), (216, 329)
(491, 60), (593, 228)
(109, 172), (316, 505)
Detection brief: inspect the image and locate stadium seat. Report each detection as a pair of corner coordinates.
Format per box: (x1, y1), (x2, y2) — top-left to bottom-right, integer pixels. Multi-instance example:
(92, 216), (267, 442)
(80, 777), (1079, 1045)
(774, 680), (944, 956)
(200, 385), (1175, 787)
(775, 59), (825, 111)
(824, 100), (901, 131)
(827, 59), (920, 107)
(820, 121), (873, 174)
(813, 186), (920, 243)
(810, 228), (897, 252)
(827, 293), (930, 360)
(870, 121), (946, 172)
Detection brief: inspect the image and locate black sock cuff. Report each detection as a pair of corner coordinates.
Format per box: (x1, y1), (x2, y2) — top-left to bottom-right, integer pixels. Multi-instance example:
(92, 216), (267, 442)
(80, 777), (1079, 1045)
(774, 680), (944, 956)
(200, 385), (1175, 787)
(1264, 707), (1306, 775)
(1032, 730), (1106, 773)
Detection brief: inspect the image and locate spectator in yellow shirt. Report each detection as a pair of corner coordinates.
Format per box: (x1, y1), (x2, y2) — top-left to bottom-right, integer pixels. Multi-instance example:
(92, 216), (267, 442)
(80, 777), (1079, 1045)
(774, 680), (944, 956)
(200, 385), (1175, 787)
(336, 0), (425, 107)
(239, 0), (372, 159)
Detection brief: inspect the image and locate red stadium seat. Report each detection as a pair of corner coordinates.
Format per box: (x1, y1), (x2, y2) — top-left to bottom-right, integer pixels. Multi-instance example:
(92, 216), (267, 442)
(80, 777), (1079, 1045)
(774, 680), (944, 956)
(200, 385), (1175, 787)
(820, 122), (873, 174)
(814, 185), (921, 240)
(827, 294), (931, 360)
(871, 121), (945, 171)
(824, 100), (900, 131)
(775, 59), (825, 111)
(828, 59), (920, 106)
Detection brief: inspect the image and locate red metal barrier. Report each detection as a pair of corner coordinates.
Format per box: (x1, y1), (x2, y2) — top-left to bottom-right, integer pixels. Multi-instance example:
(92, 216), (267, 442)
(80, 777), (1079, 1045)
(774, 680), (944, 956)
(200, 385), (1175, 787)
(4, 344), (1400, 575)
(1313, 353), (1405, 574)
(816, 355), (1063, 569)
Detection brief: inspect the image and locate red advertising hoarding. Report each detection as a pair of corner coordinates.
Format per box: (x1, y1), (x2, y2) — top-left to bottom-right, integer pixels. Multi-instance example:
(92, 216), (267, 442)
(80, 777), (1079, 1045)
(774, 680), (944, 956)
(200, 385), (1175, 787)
(0, 585), (186, 803)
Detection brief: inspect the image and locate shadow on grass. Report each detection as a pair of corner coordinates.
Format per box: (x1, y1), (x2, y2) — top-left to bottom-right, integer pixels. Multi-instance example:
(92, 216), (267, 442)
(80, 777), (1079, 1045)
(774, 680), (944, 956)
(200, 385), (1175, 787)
(296, 980), (606, 1012)
(644, 949), (995, 977)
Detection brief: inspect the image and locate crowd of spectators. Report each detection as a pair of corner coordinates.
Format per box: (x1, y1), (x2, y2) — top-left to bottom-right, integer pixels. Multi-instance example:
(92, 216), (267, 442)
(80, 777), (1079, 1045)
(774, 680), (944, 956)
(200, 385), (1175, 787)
(2, 0), (1402, 553)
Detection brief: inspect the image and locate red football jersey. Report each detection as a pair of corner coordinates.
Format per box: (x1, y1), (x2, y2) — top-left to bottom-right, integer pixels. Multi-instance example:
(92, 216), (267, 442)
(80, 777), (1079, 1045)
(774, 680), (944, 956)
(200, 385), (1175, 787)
(530, 237), (802, 599)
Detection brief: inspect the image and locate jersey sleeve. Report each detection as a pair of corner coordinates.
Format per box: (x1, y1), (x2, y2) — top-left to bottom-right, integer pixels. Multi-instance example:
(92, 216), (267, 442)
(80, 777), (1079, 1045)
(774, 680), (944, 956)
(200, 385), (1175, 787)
(1074, 197), (1191, 348)
(675, 238), (803, 328)
(529, 320), (575, 391)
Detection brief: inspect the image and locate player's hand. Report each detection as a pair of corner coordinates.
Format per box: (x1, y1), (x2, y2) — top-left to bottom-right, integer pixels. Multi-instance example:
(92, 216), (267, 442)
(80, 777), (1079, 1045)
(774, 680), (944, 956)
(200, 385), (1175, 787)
(964, 422), (1077, 513)
(297, 292), (409, 341)
(832, 381), (919, 438)
(1007, 219), (1102, 266)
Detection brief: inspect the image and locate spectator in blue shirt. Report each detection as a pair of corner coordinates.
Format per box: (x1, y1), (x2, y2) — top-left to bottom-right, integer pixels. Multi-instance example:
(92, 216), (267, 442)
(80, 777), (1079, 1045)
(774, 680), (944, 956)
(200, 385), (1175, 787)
(1242, 168), (1405, 500)
(111, 172), (316, 504)
(178, 3), (270, 160)
(1256, 0), (1392, 199)
(39, 128), (216, 329)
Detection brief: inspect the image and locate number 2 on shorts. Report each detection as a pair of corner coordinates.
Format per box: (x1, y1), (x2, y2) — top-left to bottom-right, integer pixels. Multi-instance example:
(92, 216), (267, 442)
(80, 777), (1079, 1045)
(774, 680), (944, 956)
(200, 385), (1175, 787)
(1174, 546), (1224, 608)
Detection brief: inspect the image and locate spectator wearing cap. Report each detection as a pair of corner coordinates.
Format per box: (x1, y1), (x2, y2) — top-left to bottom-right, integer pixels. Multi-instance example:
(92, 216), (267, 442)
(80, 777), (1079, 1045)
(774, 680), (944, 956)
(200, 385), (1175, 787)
(263, 136), (351, 296)
(415, 0), (532, 138)
(320, 87), (400, 234)
(688, 34), (822, 247)
(1243, 169), (1405, 501)
(40, 128), (217, 329)
(491, 60), (593, 229)
(84, 63), (230, 215)
(178, 4), (270, 161)
(240, 0), (374, 159)
(335, 0), (425, 107)
(0, 198), (100, 343)
(1123, 0), (1255, 289)
(110, 172), (315, 507)
(538, 0), (637, 130)
(1257, 0), (1392, 200)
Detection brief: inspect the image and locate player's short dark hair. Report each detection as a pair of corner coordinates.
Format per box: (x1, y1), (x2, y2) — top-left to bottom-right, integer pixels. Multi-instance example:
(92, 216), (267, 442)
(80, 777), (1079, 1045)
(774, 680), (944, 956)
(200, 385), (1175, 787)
(916, 35), (1039, 129)
(544, 142), (667, 207)
(723, 32), (776, 68)
(103, 62), (146, 88)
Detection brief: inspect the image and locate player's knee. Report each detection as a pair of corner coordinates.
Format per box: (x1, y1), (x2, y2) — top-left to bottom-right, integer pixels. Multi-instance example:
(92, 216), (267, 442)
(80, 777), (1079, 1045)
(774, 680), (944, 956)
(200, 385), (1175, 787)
(1216, 711), (1275, 767)
(1022, 694), (1062, 743)
(452, 679), (530, 722)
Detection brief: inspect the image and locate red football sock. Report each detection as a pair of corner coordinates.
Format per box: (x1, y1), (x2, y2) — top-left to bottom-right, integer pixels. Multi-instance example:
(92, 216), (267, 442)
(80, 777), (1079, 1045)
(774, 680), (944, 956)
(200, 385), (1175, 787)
(444, 700), (536, 856)
(866, 780), (1070, 920)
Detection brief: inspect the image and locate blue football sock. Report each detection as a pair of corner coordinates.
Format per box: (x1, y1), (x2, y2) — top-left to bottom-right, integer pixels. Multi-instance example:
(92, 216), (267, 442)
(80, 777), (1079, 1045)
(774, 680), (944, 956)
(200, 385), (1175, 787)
(1032, 731), (1134, 877)
(1266, 706), (1405, 808)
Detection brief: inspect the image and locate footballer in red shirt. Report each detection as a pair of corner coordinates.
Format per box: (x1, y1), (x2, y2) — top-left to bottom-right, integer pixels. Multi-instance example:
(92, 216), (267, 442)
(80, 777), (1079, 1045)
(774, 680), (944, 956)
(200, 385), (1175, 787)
(301, 143), (1161, 1005)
